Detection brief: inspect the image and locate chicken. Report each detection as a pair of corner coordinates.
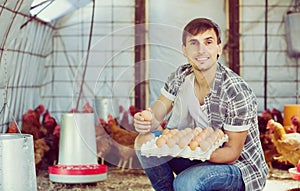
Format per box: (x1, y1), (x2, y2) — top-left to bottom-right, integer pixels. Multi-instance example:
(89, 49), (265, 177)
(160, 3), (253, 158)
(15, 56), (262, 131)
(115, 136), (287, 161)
(267, 119), (300, 167)
(96, 134), (112, 165)
(112, 140), (137, 171)
(95, 118), (112, 164)
(43, 134), (60, 166)
(119, 106), (134, 131)
(107, 115), (138, 147)
(42, 110), (57, 136)
(291, 114), (300, 133)
(258, 108), (274, 134)
(34, 138), (50, 166)
(6, 121), (19, 133)
(271, 108), (283, 125)
(21, 105), (45, 140)
(98, 117), (110, 134)
(129, 105), (142, 117)
(107, 115), (138, 171)
(82, 102), (94, 113)
(53, 125), (60, 138)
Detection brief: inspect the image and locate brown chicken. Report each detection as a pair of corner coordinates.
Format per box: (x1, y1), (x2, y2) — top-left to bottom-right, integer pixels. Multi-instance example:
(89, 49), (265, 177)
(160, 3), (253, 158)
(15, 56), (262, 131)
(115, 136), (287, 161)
(95, 118), (112, 164)
(267, 119), (300, 167)
(107, 115), (138, 171)
(129, 105), (142, 117)
(6, 121), (19, 133)
(42, 110), (57, 136)
(112, 140), (137, 171)
(34, 138), (50, 166)
(291, 114), (300, 133)
(21, 105), (45, 140)
(107, 115), (138, 147)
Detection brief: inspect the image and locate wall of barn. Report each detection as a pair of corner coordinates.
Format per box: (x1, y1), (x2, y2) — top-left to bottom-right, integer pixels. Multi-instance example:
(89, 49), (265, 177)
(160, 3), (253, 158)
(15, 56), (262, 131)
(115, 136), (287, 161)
(1, 0), (300, 131)
(0, 0), (53, 131)
(50, 0), (136, 120)
(240, 0), (300, 113)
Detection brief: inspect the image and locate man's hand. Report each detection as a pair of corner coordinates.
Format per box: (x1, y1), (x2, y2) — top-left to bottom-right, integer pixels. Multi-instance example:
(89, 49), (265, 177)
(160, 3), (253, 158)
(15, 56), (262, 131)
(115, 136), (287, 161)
(134, 110), (153, 134)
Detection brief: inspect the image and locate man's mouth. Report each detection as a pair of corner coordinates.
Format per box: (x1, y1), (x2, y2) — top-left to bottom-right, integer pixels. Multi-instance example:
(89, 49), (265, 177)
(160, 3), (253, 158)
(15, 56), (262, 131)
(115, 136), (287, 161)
(196, 57), (209, 61)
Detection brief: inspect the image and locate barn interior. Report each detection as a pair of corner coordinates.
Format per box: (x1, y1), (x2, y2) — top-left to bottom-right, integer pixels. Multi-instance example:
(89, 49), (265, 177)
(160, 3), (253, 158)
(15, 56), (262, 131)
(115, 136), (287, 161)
(1, 0), (300, 190)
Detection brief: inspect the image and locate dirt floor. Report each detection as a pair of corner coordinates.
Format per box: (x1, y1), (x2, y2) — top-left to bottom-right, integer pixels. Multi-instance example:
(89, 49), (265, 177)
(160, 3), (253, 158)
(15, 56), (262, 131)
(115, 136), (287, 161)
(37, 165), (153, 191)
(36, 164), (300, 191)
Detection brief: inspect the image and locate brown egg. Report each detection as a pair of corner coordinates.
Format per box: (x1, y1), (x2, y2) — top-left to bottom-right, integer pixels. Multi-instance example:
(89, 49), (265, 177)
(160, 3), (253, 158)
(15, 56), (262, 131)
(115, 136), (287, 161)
(167, 137), (176, 148)
(162, 129), (170, 135)
(189, 140), (199, 150)
(196, 128), (209, 143)
(193, 127), (202, 136)
(184, 128), (193, 134)
(199, 140), (211, 152)
(205, 126), (214, 136)
(195, 134), (205, 144)
(178, 136), (190, 149)
(206, 133), (218, 144)
(170, 129), (178, 135)
(172, 135), (180, 143)
(156, 137), (166, 147)
(141, 110), (153, 121)
(214, 129), (224, 140)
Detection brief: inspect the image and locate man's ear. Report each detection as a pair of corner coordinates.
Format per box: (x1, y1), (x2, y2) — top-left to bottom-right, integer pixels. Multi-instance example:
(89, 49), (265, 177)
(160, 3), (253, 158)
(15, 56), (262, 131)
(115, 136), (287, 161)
(182, 44), (187, 57)
(217, 44), (223, 55)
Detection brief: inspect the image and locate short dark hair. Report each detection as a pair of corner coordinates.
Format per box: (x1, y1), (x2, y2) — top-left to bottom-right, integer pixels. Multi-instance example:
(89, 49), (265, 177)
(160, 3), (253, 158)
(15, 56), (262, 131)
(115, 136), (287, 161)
(182, 18), (221, 46)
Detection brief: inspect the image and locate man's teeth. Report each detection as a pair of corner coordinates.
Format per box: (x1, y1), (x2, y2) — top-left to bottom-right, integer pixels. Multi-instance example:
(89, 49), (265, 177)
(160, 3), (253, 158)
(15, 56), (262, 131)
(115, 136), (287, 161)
(196, 57), (208, 61)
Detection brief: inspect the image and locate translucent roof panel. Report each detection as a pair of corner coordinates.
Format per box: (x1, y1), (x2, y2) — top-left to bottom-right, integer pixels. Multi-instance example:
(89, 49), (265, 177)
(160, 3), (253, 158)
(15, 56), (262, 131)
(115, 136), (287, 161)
(30, 0), (92, 23)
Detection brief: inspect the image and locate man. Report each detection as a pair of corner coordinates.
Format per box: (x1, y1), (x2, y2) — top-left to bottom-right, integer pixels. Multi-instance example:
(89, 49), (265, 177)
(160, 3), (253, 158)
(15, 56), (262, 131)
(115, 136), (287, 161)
(134, 18), (268, 191)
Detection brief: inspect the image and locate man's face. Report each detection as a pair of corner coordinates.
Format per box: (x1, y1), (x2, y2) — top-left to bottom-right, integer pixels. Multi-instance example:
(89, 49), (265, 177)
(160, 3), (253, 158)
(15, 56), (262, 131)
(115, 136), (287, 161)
(182, 29), (222, 72)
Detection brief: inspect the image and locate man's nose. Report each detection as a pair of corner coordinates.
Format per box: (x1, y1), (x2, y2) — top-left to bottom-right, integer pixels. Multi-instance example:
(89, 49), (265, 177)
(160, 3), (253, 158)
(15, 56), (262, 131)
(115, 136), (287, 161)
(197, 42), (206, 52)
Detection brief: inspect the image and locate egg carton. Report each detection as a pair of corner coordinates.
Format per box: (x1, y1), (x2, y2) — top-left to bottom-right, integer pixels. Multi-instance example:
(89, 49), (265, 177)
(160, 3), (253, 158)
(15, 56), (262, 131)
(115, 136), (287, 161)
(141, 134), (228, 161)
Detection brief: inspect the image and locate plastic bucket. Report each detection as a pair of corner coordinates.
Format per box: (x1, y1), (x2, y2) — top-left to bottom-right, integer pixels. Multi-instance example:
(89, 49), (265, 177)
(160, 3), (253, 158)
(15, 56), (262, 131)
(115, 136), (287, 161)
(283, 104), (300, 126)
(94, 97), (119, 120)
(0, 134), (37, 191)
(58, 113), (97, 165)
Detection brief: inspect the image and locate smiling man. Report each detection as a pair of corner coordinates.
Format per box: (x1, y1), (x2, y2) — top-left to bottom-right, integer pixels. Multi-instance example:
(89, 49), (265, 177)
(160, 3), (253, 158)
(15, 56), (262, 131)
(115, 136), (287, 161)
(134, 18), (268, 191)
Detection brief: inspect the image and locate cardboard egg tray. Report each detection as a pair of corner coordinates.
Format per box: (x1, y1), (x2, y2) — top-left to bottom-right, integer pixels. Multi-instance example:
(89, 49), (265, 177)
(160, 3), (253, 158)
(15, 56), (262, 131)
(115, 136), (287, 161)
(141, 134), (228, 161)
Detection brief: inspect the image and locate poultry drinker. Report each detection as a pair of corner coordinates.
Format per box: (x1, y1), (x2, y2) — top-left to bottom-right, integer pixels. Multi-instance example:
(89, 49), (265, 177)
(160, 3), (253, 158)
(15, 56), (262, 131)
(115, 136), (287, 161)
(49, 113), (107, 183)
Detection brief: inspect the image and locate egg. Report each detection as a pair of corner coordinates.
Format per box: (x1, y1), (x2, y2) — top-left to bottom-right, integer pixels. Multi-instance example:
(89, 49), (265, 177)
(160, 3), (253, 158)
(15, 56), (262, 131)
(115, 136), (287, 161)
(167, 137), (176, 148)
(141, 110), (153, 121)
(189, 140), (199, 150)
(205, 126), (214, 136)
(199, 140), (211, 151)
(206, 133), (217, 144)
(170, 129), (178, 135)
(194, 126), (203, 133)
(178, 136), (190, 149)
(195, 134), (205, 144)
(162, 129), (170, 135)
(184, 127), (192, 133)
(214, 129), (224, 140)
(156, 137), (167, 147)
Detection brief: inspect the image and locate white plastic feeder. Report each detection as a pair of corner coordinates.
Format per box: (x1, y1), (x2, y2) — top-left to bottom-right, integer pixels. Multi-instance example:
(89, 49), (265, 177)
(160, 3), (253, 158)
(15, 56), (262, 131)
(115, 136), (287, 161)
(49, 113), (107, 183)
(0, 134), (37, 191)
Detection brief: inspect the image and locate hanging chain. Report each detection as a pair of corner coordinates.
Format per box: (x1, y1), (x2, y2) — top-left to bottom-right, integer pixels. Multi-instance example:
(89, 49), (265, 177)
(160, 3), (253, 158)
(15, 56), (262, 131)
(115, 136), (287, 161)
(0, 49), (8, 115)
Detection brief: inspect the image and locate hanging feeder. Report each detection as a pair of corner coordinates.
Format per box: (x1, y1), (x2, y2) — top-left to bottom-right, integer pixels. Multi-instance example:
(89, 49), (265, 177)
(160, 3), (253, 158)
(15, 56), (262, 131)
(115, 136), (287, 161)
(49, 113), (107, 183)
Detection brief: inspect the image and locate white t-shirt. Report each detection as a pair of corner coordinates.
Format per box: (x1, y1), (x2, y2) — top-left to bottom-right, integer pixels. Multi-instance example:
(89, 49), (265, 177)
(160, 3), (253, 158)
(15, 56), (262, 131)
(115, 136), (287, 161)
(163, 73), (209, 130)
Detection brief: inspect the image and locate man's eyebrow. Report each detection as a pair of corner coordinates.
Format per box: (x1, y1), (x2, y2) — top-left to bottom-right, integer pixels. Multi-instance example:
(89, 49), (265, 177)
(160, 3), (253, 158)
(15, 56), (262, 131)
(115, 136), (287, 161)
(188, 39), (198, 42)
(188, 36), (215, 42)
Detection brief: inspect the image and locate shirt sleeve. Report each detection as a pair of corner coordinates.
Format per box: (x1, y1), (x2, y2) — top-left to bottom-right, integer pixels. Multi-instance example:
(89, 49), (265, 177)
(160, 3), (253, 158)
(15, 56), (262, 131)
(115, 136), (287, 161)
(223, 90), (257, 132)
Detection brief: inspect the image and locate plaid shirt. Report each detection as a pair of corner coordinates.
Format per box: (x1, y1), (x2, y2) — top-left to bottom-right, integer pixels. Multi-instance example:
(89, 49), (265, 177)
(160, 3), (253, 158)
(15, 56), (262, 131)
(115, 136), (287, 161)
(162, 62), (269, 191)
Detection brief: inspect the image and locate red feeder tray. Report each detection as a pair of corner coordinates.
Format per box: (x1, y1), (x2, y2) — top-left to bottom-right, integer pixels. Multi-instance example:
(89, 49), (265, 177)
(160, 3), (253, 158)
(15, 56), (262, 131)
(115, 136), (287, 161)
(289, 168), (300, 180)
(49, 164), (107, 183)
